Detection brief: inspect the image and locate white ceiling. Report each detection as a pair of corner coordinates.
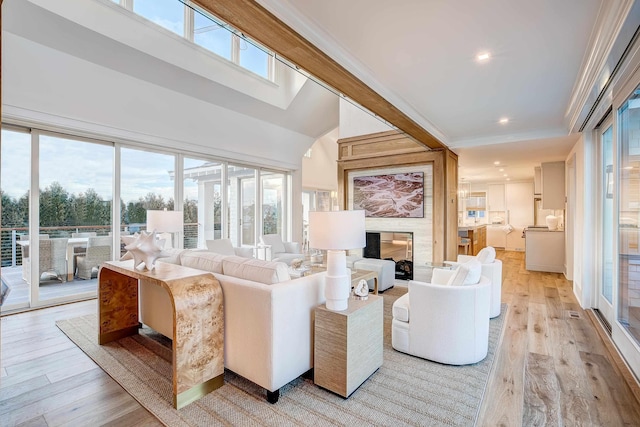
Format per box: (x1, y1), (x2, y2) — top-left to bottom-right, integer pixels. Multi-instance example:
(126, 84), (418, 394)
(256, 0), (615, 182)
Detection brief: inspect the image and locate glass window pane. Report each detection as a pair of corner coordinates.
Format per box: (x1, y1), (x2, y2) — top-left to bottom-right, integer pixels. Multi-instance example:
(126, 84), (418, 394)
(133, 0), (184, 36)
(194, 12), (232, 60)
(262, 172), (285, 237)
(121, 148), (175, 234)
(39, 135), (113, 300)
(239, 39), (269, 79)
(618, 86), (640, 346)
(1, 129), (31, 309)
(227, 166), (256, 247)
(184, 158), (222, 249)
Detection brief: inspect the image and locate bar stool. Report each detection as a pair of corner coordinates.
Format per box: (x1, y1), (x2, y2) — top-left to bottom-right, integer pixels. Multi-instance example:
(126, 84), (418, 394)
(458, 236), (470, 255)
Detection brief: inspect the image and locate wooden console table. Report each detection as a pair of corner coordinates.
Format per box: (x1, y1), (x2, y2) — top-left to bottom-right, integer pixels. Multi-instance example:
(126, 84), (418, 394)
(98, 260), (224, 409)
(314, 295), (383, 397)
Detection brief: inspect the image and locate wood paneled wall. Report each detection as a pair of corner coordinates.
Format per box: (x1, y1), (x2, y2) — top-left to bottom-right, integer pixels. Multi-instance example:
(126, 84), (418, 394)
(337, 130), (458, 262)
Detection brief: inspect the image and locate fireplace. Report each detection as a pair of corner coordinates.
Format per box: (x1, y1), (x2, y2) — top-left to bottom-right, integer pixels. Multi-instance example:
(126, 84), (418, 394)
(364, 231), (413, 280)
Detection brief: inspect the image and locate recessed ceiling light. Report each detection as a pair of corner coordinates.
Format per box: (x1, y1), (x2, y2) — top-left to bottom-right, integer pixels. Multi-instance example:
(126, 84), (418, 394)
(494, 161), (500, 165)
(499, 117), (509, 124)
(499, 168), (504, 172)
(506, 178), (511, 181)
(477, 52), (490, 61)
(503, 174), (508, 177)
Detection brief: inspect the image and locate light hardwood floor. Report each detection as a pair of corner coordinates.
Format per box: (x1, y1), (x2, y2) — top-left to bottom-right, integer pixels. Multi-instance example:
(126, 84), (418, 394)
(1, 251), (639, 426)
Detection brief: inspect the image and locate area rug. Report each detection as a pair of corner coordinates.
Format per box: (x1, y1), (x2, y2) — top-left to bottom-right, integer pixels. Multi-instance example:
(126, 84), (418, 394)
(56, 288), (507, 426)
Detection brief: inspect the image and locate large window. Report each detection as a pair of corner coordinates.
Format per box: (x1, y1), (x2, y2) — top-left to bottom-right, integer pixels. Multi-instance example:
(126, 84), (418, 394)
(184, 158), (223, 248)
(261, 171), (286, 237)
(125, 0), (273, 80)
(133, 0), (185, 36)
(617, 84), (640, 345)
(120, 148), (175, 235)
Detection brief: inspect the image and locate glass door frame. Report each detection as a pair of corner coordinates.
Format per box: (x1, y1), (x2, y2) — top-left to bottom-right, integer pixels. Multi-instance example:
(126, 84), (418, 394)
(596, 116), (615, 326)
(610, 64), (640, 378)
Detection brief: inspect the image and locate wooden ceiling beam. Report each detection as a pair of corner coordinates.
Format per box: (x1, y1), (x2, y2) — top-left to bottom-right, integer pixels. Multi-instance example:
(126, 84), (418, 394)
(190, 0), (446, 150)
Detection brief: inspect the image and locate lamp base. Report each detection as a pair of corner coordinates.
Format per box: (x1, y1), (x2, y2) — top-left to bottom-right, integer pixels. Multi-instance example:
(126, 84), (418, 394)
(325, 250), (350, 311)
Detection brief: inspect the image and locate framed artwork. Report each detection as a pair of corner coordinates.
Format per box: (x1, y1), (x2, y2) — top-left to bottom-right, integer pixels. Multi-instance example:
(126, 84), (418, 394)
(352, 172), (424, 218)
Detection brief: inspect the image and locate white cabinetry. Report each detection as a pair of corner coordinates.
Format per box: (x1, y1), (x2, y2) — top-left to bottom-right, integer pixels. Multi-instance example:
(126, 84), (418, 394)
(487, 184), (505, 211)
(541, 161), (565, 209)
(534, 167), (541, 195)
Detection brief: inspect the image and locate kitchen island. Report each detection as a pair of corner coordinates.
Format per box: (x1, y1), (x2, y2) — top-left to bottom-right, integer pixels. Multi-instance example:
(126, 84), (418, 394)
(525, 227), (565, 273)
(458, 225), (487, 256)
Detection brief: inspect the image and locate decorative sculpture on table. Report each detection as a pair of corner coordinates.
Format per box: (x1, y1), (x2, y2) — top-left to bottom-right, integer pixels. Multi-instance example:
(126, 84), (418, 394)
(354, 279), (369, 300)
(120, 231), (169, 270)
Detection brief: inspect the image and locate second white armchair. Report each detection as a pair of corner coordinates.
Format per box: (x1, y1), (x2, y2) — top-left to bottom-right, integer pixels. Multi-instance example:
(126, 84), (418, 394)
(259, 234), (303, 265)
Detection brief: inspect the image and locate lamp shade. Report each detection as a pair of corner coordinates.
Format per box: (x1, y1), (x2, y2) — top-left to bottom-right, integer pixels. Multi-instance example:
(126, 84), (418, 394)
(146, 210), (184, 233)
(309, 210), (365, 250)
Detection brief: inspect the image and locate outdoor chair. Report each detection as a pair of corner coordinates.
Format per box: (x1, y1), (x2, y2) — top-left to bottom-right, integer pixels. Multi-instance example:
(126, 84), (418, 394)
(76, 236), (112, 279)
(21, 234), (51, 281)
(23, 238), (68, 284)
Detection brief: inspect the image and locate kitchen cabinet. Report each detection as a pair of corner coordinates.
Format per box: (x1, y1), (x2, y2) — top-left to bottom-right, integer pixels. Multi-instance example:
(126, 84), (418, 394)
(487, 184), (505, 211)
(541, 161), (565, 209)
(534, 167), (541, 195)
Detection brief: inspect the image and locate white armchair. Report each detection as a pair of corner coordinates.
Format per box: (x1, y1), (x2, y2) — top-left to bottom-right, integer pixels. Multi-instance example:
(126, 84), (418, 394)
(259, 234), (303, 265)
(446, 246), (502, 318)
(206, 239), (254, 258)
(392, 261), (491, 365)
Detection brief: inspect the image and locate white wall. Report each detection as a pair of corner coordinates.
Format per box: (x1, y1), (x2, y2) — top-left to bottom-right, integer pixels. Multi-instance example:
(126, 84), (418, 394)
(3, 33), (315, 171)
(338, 98), (394, 138)
(302, 128), (339, 191)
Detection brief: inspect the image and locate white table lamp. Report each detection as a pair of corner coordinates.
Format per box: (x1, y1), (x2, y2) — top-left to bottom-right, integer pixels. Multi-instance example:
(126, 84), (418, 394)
(309, 210), (365, 311)
(146, 209), (184, 249)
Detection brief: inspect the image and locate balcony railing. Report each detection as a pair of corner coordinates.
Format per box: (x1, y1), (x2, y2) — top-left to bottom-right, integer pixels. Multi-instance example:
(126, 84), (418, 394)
(1, 223), (200, 267)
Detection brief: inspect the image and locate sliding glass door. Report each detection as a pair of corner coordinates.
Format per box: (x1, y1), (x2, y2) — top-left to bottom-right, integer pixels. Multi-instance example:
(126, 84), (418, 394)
(617, 85), (640, 347)
(1, 129), (31, 312)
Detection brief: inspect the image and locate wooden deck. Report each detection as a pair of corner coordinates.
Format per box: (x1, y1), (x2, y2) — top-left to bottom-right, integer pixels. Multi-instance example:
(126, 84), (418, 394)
(0, 251), (639, 425)
(1, 266), (98, 310)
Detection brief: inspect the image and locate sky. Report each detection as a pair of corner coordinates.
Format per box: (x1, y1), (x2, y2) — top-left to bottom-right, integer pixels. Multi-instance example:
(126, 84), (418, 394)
(1, 130), (190, 204)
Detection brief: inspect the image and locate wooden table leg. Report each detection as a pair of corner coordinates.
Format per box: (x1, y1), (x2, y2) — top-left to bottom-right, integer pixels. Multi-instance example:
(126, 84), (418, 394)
(98, 267), (139, 344)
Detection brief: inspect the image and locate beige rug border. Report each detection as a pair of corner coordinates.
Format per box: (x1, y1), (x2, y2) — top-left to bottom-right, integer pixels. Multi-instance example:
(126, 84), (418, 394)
(57, 300), (508, 427)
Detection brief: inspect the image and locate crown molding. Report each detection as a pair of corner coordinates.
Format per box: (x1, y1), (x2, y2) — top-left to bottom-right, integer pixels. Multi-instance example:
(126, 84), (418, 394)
(565, 0), (635, 132)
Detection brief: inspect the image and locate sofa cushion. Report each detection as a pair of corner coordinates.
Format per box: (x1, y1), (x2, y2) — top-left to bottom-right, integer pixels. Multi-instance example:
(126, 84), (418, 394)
(392, 293), (410, 322)
(222, 256), (291, 285)
(260, 234), (286, 254)
(205, 239), (236, 256)
(477, 246), (496, 264)
(180, 251), (227, 274)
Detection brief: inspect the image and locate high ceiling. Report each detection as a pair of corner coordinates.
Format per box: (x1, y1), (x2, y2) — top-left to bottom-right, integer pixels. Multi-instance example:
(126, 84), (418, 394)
(255, 0), (629, 182)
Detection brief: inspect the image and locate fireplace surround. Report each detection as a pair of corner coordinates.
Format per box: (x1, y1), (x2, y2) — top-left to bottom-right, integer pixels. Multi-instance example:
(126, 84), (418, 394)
(364, 231), (413, 280)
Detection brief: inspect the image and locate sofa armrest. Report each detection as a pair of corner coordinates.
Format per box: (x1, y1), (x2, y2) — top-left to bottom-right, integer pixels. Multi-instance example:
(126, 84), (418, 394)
(284, 241), (301, 254)
(215, 272), (326, 392)
(456, 255), (476, 263)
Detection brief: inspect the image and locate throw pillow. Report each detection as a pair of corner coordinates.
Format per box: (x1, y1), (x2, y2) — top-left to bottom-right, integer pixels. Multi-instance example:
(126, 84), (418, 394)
(447, 263), (470, 286)
(477, 246), (496, 264)
(463, 259), (482, 285)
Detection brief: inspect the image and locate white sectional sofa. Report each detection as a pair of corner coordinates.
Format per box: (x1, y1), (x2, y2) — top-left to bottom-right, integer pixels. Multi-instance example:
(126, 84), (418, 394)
(139, 249), (326, 403)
